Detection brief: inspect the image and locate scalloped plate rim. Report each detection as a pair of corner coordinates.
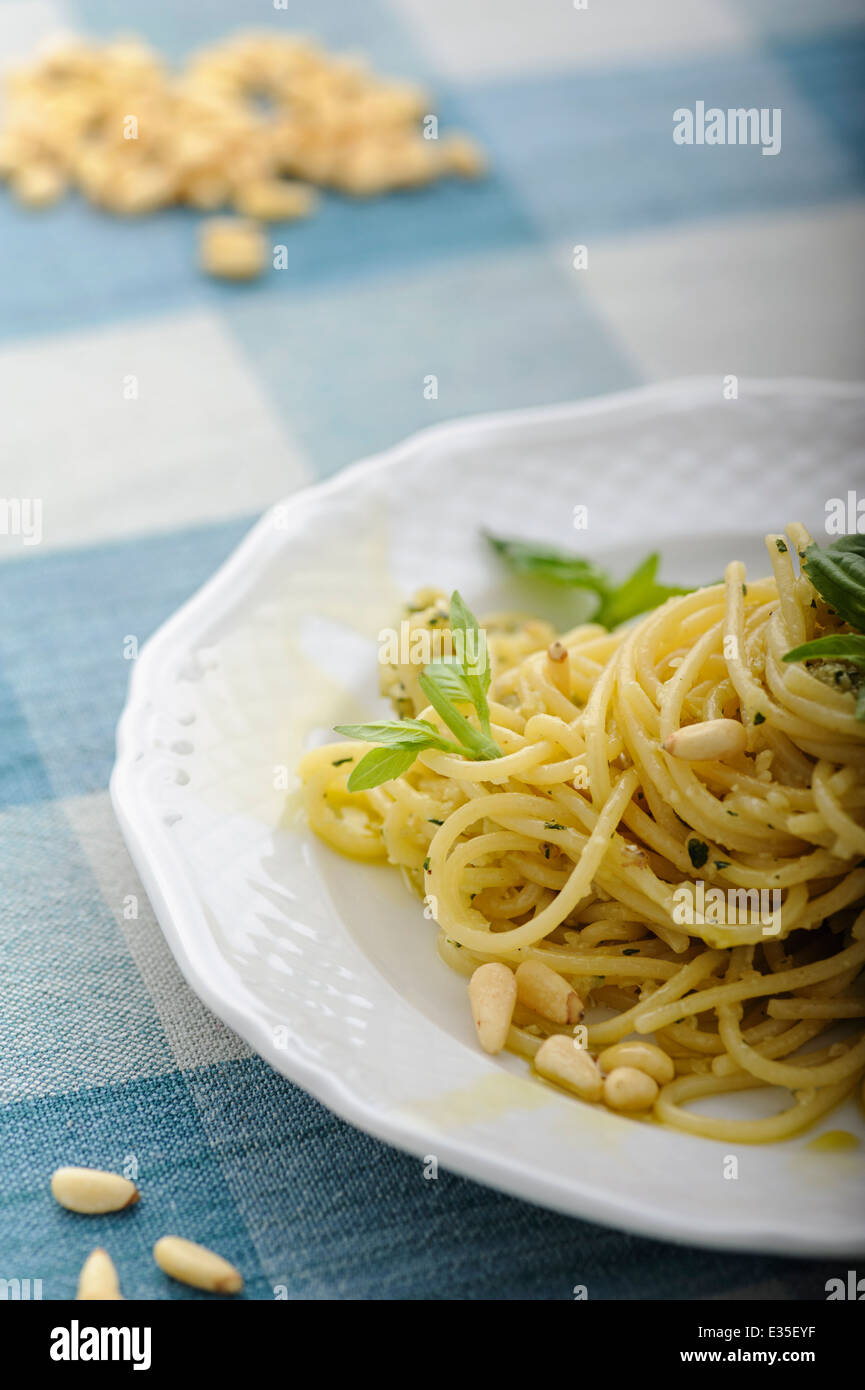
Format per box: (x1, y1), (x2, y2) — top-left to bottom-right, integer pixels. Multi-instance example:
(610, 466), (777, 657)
(111, 377), (865, 1259)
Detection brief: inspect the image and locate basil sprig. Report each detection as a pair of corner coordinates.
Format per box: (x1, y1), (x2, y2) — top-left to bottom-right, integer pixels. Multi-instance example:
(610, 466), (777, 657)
(782, 535), (865, 719)
(446, 589), (493, 737)
(485, 534), (694, 629)
(335, 591), (501, 791)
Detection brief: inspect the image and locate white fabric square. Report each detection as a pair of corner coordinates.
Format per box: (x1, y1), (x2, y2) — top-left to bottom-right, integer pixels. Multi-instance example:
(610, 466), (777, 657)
(0, 0), (71, 73)
(579, 202), (865, 382)
(0, 308), (310, 553)
(390, 0), (750, 78)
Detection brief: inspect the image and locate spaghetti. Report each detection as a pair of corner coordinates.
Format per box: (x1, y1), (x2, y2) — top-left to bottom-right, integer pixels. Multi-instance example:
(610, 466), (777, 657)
(300, 525), (865, 1142)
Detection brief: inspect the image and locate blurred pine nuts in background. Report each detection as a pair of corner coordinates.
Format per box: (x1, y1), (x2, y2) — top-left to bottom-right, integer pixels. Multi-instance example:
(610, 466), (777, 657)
(0, 29), (486, 279)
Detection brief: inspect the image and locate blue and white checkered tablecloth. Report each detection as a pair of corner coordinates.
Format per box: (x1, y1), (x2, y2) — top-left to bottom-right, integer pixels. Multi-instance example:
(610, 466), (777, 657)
(2, 0), (864, 1300)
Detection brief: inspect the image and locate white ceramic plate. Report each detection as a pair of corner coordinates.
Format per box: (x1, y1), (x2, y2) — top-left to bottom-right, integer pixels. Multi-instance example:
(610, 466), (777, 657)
(112, 378), (865, 1257)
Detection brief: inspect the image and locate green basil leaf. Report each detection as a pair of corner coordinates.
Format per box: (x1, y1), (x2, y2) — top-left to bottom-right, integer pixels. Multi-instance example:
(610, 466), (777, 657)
(486, 533), (695, 631)
(417, 671), (500, 760)
(446, 589), (492, 731)
(421, 659), (474, 705)
(485, 533), (611, 594)
(595, 553), (694, 629)
(782, 634), (865, 668)
(802, 536), (865, 632)
(334, 719), (444, 747)
(346, 745), (420, 791)
(448, 588), (491, 689)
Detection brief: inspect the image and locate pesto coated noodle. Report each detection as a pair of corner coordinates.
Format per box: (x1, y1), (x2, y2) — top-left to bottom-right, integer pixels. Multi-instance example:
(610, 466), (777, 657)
(300, 526), (865, 1142)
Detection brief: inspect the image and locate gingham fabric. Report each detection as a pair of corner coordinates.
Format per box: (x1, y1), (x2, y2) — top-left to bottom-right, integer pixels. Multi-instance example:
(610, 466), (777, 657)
(2, 0), (863, 1300)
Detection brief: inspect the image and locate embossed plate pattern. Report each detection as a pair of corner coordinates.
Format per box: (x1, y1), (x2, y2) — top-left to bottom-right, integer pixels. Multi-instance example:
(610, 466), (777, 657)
(112, 379), (865, 1255)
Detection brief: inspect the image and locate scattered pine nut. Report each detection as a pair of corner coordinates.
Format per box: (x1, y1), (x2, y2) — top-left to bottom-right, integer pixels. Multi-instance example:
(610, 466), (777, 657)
(199, 217), (267, 280)
(534, 1035), (603, 1101)
(603, 1066), (659, 1112)
(663, 718), (747, 762)
(233, 178), (317, 221)
(10, 162), (66, 207)
(515, 959), (583, 1025)
(153, 1236), (243, 1294)
(598, 1040), (675, 1085)
(332, 144), (395, 196)
(440, 133), (487, 178)
(101, 165), (176, 216)
(392, 139), (440, 188)
(50, 1167), (140, 1215)
(468, 962), (516, 1054)
(184, 173), (231, 210)
(0, 32), (487, 279)
(0, 131), (30, 178)
(76, 1248), (124, 1301)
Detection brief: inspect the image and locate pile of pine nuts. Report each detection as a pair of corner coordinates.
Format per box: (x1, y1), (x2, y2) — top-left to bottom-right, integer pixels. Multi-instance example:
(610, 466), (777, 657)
(51, 1165), (243, 1297)
(0, 31), (486, 278)
(469, 960), (675, 1113)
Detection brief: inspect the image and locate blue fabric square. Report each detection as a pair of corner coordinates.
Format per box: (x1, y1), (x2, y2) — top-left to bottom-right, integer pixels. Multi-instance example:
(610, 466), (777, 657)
(0, 1070), (266, 1299)
(0, 652), (54, 808)
(0, 519), (252, 802)
(457, 53), (864, 242)
(726, 0), (865, 40)
(223, 243), (639, 477)
(768, 28), (865, 180)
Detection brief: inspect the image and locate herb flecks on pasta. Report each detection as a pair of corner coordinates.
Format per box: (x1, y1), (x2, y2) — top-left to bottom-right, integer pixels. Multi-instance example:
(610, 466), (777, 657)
(299, 527), (865, 1142)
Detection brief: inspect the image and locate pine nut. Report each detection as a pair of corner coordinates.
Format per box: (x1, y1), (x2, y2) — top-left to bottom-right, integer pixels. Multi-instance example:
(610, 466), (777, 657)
(389, 138), (439, 189)
(603, 1066), (659, 1112)
(51, 1167), (140, 1214)
(664, 718), (747, 762)
(76, 1248), (124, 1300)
(515, 960), (583, 1025)
(199, 217), (266, 280)
(598, 1041), (674, 1085)
(233, 178), (317, 221)
(440, 133), (487, 178)
(183, 173), (231, 210)
(468, 962), (516, 1054)
(153, 1236), (243, 1294)
(0, 130), (31, 177)
(105, 166), (175, 215)
(11, 163), (66, 207)
(544, 641), (570, 697)
(0, 33), (487, 278)
(534, 1035), (603, 1101)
